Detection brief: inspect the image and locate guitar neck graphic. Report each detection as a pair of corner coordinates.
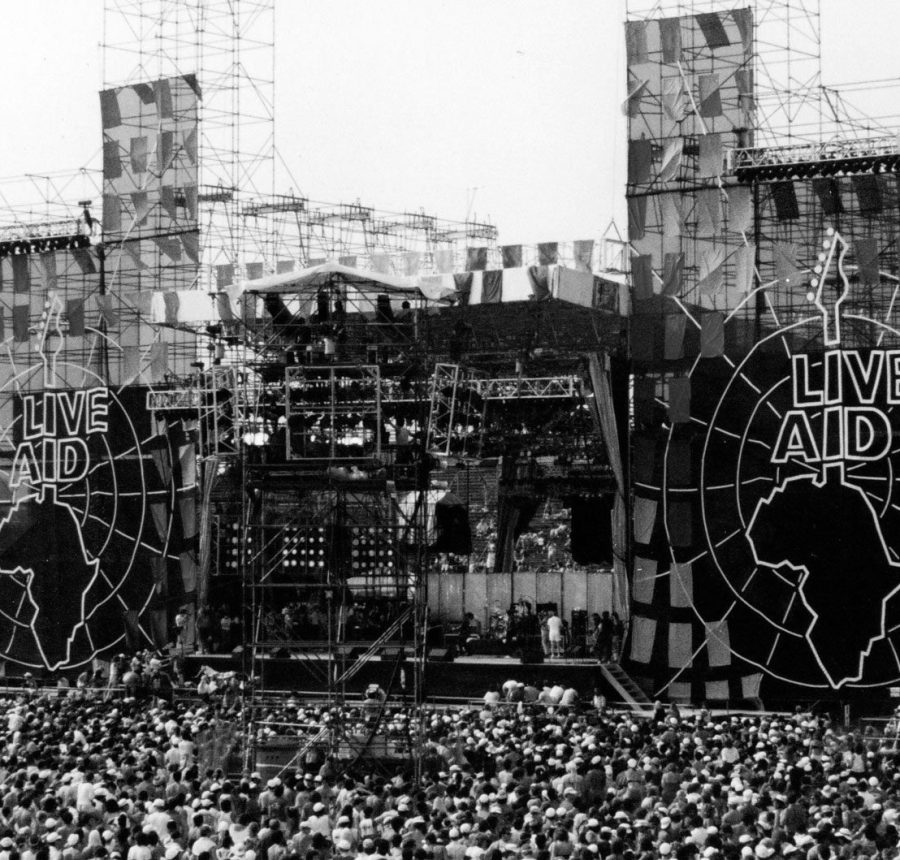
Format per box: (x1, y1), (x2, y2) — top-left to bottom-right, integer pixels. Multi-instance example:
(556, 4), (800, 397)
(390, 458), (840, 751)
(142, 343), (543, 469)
(811, 229), (850, 348)
(39, 291), (65, 390)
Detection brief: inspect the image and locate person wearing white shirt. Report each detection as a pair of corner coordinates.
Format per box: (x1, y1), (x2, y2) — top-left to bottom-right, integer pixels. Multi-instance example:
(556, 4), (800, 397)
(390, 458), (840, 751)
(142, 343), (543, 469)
(546, 613), (563, 658)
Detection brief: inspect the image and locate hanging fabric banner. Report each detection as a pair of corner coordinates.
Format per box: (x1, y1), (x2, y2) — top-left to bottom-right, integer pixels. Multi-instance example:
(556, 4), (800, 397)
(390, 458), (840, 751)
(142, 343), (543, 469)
(698, 133), (723, 178)
(659, 17), (682, 63)
(631, 255), (654, 301)
(698, 74), (723, 118)
(700, 311), (725, 357)
(623, 73), (650, 118)
(628, 196), (648, 240)
(696, 188), (723, 237)
(774, 242), (802, 289)
(697, 246), (726, 295)
(501, 245), (523, 268)
(434, 249), (455, 273)
(466, 247), (488, 271)
(696, 12), (730, 48)
(668, 376), (691, 423)
(538, 243), (559, 266)
(664, 313), (687, 359)
(625, 20), (649, 65)
(658, 138), (684, 182)
(661, 252), (684, 296)
(662, 193), (686, 240)
(573, 239), (594, 273)
(734, 243), (756, 293)
(856, 239), (879, 283)
(662, 78), (687, 125)
(481, 270), (503, 303)
(628, 139), (652, 185)
(728, 186), (753, 234)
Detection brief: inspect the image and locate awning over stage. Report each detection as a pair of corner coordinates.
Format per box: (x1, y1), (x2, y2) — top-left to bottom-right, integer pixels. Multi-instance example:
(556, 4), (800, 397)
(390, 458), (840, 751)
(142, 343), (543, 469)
(240, 259), (457, 318)
(246, 260), (422, 296)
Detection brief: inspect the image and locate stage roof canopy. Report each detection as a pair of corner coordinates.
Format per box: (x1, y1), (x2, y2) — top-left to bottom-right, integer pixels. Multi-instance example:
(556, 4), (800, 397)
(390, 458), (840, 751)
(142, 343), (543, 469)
(246, 260), (424, 297)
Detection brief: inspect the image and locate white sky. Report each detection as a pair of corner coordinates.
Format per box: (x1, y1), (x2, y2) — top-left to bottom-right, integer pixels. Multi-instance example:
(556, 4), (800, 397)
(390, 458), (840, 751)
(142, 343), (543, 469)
(0, 1), (898, 245)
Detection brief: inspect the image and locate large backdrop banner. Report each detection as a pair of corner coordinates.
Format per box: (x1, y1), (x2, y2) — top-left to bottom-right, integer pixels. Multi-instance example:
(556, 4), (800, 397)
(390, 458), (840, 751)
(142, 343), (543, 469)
(0, 373), (198, 670)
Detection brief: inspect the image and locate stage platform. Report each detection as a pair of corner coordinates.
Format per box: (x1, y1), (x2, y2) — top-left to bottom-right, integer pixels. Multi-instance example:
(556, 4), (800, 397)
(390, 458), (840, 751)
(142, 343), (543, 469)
(183, 651), (612, 701)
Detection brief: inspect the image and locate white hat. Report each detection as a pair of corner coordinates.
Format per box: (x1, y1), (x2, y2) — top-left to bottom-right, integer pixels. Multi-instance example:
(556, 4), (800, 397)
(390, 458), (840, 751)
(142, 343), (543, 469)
(755, 840), (776, 859)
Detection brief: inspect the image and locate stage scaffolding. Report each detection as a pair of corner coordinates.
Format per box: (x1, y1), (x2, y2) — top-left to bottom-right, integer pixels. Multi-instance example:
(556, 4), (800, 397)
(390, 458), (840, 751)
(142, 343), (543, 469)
(623, 0), (900, 702)
(623, 0), (900, 339)
(0, 0), (630, 742)
(96, 0), (436, 772)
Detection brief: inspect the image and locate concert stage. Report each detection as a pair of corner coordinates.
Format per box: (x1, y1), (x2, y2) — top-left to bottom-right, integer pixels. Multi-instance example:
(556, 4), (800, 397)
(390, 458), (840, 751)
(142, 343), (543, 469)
(184, 651), (612, 702)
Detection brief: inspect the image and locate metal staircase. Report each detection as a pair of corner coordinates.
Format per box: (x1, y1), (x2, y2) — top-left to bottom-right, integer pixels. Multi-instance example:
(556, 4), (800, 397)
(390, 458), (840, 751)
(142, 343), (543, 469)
(601, 662), (654, 712)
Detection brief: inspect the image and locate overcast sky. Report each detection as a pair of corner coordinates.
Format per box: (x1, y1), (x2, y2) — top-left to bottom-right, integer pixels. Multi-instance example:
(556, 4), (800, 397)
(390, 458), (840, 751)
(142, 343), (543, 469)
(0, 1), (897, 245)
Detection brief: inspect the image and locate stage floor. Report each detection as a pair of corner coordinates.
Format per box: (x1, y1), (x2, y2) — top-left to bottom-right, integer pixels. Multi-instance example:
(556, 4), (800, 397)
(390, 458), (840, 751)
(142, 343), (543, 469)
(185, 652), (609, 698)
(452, 654), (602, 666)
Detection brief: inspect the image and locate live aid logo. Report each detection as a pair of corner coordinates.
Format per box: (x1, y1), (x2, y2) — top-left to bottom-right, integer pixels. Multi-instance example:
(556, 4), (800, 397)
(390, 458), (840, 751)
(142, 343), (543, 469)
(772, 351), (900, 465)
(10, 388), (108, 487)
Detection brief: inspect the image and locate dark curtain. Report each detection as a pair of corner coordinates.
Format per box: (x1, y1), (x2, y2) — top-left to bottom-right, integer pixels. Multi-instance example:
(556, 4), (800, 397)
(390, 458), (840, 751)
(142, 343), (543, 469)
(772, 181), (800, 221)
(431, 493), (473, 555)
(12, 306), (29, 342)
(571, 497), (614, 565)
(852, 175), (883, 214)
(812, 178), (843, 215)
(66, 300), (85, 337)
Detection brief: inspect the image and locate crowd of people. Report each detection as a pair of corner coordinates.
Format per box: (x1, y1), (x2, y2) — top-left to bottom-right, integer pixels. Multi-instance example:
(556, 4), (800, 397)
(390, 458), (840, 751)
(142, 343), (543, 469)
(0, 674), (897, 860)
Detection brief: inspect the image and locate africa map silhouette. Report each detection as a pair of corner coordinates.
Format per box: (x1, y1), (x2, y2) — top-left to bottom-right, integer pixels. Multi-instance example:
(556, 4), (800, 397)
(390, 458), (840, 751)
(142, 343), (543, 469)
(746, 468), (900, 687)
(0, 491), (99, 668)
